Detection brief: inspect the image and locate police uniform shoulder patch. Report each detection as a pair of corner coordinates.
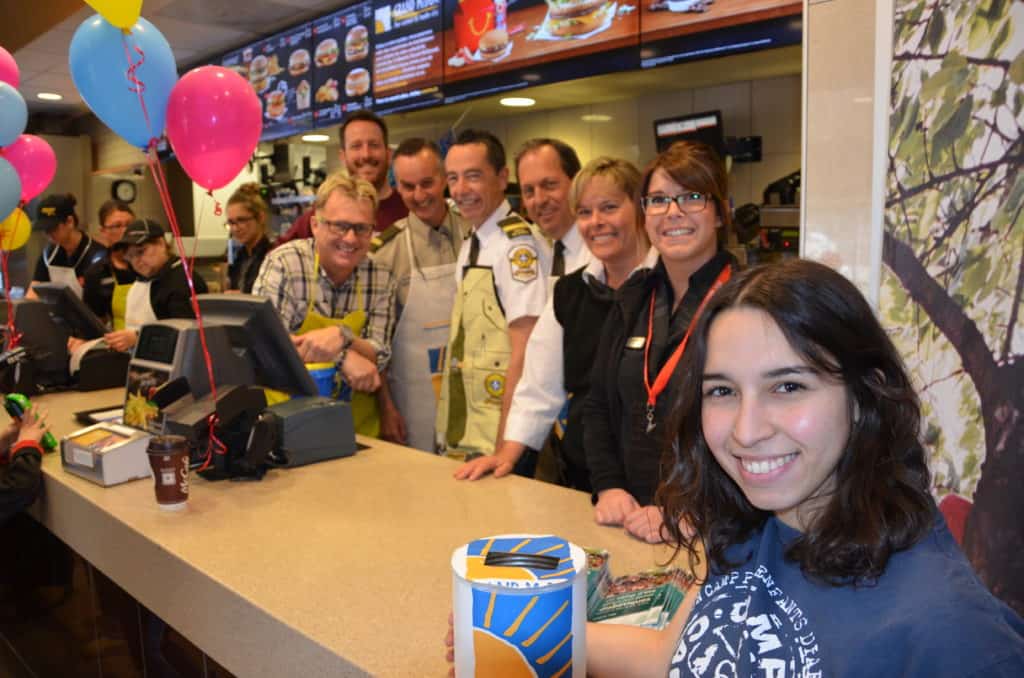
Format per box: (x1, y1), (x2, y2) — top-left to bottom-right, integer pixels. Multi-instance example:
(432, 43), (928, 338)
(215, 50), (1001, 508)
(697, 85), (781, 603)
(498, 215), (532, 239)
(508, 243), (538, 283)
(369, 223), (402, 253)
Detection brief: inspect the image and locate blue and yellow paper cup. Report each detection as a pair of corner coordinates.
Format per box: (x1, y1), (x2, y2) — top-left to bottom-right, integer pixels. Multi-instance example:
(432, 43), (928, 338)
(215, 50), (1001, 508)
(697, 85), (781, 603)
(306, 362), (338, 398)
(451, 534), (586, 677)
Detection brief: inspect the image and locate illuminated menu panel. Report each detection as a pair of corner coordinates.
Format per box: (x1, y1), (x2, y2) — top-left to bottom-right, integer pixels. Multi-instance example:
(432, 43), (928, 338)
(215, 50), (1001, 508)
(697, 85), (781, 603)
(441, 0), (639, 96)
(313, 1), (376, 127)
(372, 0), (445, 114)
(222, 23), (314, 141)
(639, 0), (800, 69)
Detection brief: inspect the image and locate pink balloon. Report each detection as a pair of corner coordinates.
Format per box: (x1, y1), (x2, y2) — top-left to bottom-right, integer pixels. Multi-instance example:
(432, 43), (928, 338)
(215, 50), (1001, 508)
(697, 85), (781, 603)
(165, 66), (261, 191)
(2, 134), (56, 202)
(0, 46), (18, 88)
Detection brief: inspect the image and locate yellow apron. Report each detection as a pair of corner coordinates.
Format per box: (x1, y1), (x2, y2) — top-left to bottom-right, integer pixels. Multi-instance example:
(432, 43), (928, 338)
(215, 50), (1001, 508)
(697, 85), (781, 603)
(435, 248), (510, 460)
(111, 279), (132, 331)
(291, 252), (381, 437)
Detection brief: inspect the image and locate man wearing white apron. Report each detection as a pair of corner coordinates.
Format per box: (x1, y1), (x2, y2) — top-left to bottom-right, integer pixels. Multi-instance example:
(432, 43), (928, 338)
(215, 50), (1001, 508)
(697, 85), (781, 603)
(370, 138), (470, 451)
(29, 193), (106, 300)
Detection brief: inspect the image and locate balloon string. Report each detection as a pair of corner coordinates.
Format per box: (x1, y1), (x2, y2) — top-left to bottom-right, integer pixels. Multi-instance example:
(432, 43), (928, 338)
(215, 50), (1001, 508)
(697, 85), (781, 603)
(122, 35), (160, 150)
(145, 143), (226, 470)
(1, 242), (20, 350)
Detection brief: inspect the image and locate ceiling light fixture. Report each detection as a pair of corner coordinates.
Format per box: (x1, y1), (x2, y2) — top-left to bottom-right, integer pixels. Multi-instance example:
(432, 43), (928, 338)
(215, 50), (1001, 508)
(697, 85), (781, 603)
(301, 134), (331, 142)
(499, 97), (535, 107)
(37, 92), (63, 101)
(581, 114), (612, 122)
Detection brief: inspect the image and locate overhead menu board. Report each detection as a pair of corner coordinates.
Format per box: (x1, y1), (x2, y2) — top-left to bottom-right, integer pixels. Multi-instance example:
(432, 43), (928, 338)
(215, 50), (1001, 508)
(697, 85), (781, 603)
(222, 23), (315, 141)
(639, 0), (801, 69)
(372, 0), (445, 114)
(313, 1), (376, 127)
(441, 0), (639, 101)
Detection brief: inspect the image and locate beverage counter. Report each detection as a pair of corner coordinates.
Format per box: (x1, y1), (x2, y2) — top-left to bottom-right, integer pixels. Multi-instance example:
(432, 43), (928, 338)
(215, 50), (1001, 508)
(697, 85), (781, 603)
(27, 388), (670, 677)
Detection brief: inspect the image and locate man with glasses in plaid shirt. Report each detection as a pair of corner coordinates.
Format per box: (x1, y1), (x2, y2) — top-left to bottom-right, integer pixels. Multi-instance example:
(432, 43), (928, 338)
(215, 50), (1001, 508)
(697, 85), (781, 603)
(253, 172), (397, 438)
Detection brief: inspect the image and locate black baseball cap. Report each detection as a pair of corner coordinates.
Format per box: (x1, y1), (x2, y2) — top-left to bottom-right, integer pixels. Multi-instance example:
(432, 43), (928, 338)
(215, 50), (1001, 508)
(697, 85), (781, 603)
(33, 194), (76, 231)
(118, 218), (166, 247)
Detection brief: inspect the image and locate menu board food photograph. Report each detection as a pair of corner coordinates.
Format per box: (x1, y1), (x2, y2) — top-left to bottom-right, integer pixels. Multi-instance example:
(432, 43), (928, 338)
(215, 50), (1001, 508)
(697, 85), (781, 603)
(314, 1), (377, 126)
(222, 23), (315, 141)
(639, 0), (801, 68)
(372, 0), (445, 114)
(441, 0), (639, 85)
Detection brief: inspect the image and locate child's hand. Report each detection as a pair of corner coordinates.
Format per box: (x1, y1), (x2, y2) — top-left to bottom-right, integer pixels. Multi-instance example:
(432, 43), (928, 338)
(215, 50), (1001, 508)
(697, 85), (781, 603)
(16, 405), (49, 446)
(0, 419), (18, 449)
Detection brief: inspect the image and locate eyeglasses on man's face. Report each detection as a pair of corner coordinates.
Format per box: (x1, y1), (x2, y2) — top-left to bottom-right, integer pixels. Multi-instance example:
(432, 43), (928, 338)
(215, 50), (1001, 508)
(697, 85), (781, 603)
(641, 192), (709, 216)
(317, 218), (374, 238)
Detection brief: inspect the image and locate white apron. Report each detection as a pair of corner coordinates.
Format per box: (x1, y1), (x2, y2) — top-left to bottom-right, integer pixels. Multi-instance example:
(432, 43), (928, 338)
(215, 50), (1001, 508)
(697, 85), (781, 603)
(124, 279), (157, 331)
(44, 236), (93, 299)
(388, 227), (458, 452)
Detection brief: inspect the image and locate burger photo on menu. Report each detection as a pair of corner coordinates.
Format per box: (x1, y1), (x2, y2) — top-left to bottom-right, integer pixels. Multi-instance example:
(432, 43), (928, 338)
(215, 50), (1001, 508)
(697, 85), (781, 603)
(316, 38), (340, 67)
(265, 88), (287, 120)
(345, 25), (369, 62)
(477, 29), (511, 60)
(316, 78), (340, 103)
(541, 0), (616, 38)
(345, 68), (370, 97)
(289, 48), (310, 76)
(248, 54), (270, 92)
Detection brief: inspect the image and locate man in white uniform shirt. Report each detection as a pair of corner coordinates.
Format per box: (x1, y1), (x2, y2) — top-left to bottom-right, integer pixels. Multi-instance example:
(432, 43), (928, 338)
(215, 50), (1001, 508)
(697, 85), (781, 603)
(515, 138), (592, 278)
(435, 129), (551, 465)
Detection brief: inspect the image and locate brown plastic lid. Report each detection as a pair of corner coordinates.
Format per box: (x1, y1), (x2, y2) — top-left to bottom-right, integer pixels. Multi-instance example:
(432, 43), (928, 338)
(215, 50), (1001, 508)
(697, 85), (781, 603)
(147, 435), (188, 454)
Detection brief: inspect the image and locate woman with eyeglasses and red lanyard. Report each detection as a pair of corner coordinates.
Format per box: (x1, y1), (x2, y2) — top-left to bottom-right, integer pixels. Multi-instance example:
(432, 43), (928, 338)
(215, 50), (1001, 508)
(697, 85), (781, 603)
(584, 141), (738, 543)
(224, 183), (272, 294)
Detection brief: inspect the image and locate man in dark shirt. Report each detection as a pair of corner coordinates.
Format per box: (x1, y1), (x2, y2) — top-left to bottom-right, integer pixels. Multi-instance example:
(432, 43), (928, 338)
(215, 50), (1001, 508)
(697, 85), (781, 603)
(276, 111), (407, 244)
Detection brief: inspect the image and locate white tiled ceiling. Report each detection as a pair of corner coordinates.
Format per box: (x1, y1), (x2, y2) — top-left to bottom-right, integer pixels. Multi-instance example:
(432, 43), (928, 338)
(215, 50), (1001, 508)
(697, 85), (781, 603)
(13, 0), (346, 114)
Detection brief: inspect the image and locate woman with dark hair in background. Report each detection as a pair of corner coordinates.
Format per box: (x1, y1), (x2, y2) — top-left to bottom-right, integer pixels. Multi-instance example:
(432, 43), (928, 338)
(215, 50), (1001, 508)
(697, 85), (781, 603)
(584, 141), (738, 542)
(225, 183), (272, 294)
(27, 193), (106, 299)
(82, 200), (137, 327)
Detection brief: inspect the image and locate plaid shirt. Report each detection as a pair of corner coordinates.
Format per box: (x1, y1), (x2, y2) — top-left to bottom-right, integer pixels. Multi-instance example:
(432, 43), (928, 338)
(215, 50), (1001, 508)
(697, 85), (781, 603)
(252, 239), (397, 368)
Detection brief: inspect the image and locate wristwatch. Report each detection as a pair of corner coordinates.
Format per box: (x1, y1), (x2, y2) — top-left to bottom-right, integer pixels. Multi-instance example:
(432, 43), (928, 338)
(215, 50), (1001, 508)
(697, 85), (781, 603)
(337, 324), (355, 349)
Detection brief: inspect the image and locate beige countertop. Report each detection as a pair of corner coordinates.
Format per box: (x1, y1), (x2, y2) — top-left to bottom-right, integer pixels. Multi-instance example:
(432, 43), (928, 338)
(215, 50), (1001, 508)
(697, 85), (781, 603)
(31, 388), (673, 677)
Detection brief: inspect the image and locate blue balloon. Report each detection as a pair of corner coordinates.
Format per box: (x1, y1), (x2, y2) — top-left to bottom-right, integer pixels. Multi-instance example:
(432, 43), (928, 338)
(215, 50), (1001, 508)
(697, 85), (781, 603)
(69, 15), (177, 149)
(0, 157), (22, 223)
(0, 83), (27, 147)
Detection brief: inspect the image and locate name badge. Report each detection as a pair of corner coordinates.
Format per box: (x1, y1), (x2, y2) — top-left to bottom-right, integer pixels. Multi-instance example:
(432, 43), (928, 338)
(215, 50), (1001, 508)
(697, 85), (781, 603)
(625, 336), (646, 350)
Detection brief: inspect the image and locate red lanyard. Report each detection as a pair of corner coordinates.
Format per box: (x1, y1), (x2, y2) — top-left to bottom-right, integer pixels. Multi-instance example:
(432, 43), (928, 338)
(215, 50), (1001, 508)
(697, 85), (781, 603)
(642, 265), (732, 432)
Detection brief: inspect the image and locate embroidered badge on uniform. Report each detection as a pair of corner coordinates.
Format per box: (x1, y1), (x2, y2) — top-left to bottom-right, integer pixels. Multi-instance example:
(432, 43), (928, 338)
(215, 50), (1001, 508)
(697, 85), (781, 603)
(508, 245), (538, 283)
(484, 372), (505, 401)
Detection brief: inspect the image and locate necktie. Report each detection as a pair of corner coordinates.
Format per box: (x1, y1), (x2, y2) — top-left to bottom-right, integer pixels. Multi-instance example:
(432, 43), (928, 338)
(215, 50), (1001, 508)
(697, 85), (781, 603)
(552, 240), (566, 277)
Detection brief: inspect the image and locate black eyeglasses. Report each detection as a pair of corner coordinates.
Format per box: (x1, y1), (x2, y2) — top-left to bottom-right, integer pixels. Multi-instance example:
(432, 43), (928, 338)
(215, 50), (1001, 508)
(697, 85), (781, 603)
(641, 192), (709, 215)
(317, 218), (374, 237)
(224, 215), (256, 230)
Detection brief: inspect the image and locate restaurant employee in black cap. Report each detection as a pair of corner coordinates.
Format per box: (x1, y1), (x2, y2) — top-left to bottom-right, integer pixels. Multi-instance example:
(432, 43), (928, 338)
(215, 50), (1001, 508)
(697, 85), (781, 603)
(28, 193), (106, 299)
(103, 218), (207, 352)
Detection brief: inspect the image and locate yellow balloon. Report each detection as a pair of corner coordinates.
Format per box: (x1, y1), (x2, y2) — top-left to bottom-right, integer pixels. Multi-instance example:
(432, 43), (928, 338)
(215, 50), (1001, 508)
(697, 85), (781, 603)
(84, 0), (143, 30)
(0, 208), (30, 251)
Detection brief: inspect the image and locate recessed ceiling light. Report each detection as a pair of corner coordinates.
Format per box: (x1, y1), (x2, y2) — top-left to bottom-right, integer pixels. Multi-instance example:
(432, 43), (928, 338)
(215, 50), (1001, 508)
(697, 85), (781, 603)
(301, 134), (331, 142)
(499, 97), (535, 108)
(37, 92), (63, 101)
(581, 114), (612, 122)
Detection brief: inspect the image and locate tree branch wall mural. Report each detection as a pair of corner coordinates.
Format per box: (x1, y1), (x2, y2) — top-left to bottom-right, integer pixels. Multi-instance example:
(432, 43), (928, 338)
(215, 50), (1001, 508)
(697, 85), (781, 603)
(884, 0), (1023, 614)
